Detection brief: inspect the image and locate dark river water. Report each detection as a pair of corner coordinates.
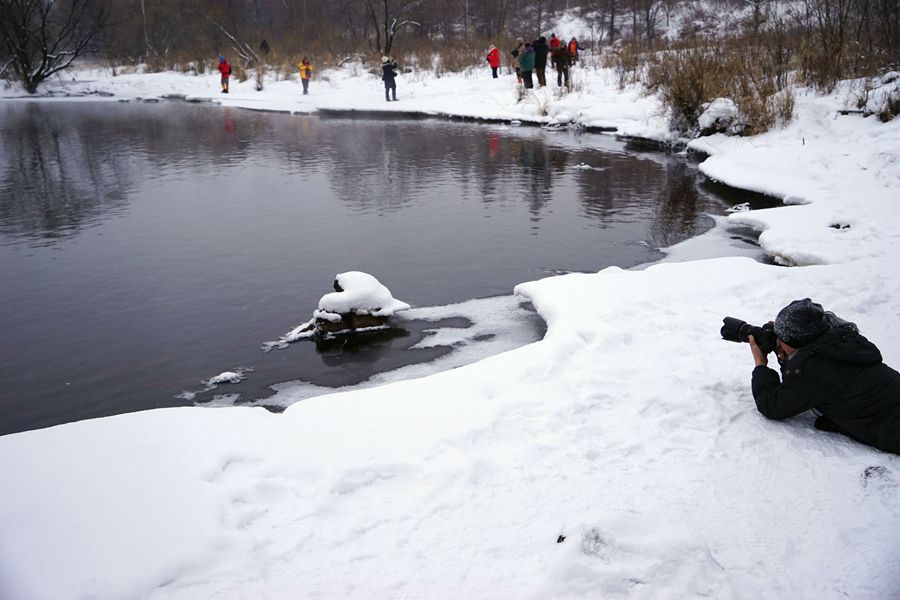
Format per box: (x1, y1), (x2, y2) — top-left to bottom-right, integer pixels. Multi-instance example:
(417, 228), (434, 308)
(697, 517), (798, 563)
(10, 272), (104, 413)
(0, 100), (761, 435)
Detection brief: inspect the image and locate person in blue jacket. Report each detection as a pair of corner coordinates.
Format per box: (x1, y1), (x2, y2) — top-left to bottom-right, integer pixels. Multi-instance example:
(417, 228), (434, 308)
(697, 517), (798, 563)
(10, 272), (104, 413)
(518, 41), (535, 89)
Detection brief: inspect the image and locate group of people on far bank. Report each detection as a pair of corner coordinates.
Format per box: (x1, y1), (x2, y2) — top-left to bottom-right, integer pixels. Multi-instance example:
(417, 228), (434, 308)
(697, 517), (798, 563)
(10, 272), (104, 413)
(495, 33), (582, 89)
(215, 53), (398, 101)
(215, 34), (581, 101)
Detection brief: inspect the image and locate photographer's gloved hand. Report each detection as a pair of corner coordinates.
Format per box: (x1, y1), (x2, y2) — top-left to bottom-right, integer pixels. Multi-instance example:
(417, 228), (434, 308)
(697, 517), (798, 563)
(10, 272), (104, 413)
(749, 334), (768, 367)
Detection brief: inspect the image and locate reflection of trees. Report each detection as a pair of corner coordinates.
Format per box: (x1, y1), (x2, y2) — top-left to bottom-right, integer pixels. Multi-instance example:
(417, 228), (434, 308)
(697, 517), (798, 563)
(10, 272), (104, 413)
(649, 162), (709, 248)
(318, 120), (426, 215)
(511, 137), (551, 221)
(312, 120), (568, 221)
(0, 103), (132, 243)
(574, 152), (722, 248)
(0, 102), (257, 244)
(0, 103), (730, 251)
(575, 153), (659, 224)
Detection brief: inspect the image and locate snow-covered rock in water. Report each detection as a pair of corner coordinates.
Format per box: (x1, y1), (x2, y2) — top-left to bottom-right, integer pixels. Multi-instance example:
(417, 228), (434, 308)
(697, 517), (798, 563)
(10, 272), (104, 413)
(698, 98), (744, 136)
(206, 371), (244, 385)
(313, 271), (410, 335)
(317, 271), (410, 316)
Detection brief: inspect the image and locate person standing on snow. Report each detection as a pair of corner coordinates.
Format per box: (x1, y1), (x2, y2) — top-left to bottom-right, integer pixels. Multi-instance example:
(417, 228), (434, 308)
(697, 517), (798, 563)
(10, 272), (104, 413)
(568, 37), (583, 65)
(381, 56), (398, 102)
(550, 44), (571, 88)
(749, 298), (900, 454)
(486, 44), (500, 78)
(510, 37), (524, 84)
(217, 55), (232, 94)
(298, 57), (315, 95)
(518, 41), (535, 89)
(549, 34), (561, 50)
(532, 36), (549, 87)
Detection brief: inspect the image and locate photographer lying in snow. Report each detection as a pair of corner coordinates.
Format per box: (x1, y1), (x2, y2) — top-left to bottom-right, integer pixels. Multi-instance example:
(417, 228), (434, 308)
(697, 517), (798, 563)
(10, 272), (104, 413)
(748, 299), (900, 454)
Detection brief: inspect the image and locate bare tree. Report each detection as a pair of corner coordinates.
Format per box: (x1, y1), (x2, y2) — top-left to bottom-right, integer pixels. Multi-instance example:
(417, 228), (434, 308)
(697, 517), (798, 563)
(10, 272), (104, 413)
(0, 0), (109, 93)
(207, 16), (264, 88)
(363, 0), (422, 56)
(606, 0), (618, 42)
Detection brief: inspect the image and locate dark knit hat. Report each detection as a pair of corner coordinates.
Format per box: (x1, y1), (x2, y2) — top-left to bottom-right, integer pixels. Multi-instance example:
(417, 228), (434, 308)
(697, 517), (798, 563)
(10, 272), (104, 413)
(774, 298), (828, 347)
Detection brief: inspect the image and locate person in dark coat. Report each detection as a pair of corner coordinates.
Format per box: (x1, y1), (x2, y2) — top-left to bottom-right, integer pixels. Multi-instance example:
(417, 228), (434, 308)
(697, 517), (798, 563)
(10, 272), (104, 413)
(381, 56), (398, 102)
(550, 45), (571, 88)
(518, 41), (535, 89)
(532, 36), (549, 87)
(749, 298), (900, 454)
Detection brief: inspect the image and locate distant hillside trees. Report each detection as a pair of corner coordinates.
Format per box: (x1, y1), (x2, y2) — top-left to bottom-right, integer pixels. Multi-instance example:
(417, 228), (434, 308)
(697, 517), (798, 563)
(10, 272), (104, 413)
(0, 0), (109, 93)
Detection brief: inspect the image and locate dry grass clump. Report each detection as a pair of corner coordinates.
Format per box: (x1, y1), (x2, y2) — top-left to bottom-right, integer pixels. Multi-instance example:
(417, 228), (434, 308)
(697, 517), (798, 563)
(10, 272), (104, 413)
(645, 43), (730, 132)
(638, 38), (796, 135)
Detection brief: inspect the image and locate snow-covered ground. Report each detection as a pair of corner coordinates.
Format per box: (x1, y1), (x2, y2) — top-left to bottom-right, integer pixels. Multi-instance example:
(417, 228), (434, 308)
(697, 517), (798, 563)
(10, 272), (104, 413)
(0, 58), (672, 137)
(1, 60), (899, 599)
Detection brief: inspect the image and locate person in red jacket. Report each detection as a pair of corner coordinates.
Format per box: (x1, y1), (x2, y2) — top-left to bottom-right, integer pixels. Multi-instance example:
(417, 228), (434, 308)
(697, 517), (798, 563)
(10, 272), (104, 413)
(217, 55), (232, 94)
(486, 44), (500, 78)
(549, 34), (561, 50)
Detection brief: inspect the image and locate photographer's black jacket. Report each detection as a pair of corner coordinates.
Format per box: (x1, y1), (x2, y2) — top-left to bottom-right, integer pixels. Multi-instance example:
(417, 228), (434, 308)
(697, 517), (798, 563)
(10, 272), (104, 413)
(752, 324), (900, 454)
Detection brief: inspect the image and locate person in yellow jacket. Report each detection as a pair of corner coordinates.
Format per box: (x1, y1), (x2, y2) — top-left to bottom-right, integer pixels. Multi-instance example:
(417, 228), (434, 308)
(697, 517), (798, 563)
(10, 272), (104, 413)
(298, 57), (315, 95)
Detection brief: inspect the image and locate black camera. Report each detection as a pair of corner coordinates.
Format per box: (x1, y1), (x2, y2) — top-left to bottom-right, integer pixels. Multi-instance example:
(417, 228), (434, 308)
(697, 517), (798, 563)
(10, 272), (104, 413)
(720, 317), (778, 355)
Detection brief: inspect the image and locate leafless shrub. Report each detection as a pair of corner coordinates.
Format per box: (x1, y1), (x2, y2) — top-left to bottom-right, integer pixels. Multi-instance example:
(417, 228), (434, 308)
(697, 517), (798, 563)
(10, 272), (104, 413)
(524, 87), (556, 115)
(606, 42), (649, 88)
(646, 38), (795, 135)
(646, 43), (730, 132)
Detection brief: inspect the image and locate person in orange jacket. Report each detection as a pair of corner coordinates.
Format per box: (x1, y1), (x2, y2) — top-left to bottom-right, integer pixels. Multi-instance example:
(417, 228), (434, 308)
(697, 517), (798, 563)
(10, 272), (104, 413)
(568, 37), (582, 64)
(217, 55), (232, 93)
(486, 44), (500, 78)
(298, 57), (315, 95)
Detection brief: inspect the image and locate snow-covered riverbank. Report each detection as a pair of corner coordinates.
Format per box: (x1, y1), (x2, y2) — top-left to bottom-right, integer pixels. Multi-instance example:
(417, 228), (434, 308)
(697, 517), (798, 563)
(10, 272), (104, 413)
(0, 62), (672, 135)
(1, 64), (898, 599)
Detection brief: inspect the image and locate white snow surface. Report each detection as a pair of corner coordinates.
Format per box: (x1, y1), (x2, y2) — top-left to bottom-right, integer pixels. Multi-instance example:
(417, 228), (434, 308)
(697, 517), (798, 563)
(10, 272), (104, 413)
(315, 271), (411, 318)
(698, 97), (741, 132)
(1, 62), (900, 599)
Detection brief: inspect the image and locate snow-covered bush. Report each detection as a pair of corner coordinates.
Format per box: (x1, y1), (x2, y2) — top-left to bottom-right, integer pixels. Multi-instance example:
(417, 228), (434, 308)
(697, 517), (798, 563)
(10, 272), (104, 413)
(647, 42), (793, 136)
(698, 97), (745, 135)
(855, 72), (900, 122)
(646, 44), (730, 133)
(524, 88), (553, 115)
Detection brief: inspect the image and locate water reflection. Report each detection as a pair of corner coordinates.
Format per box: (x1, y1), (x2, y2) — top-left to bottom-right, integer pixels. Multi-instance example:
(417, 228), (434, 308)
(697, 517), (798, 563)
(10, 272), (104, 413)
(0, 103), (741, 249)
(0, 103), (132, 243)
(651, 162), (706, 248)
(0, 101), (768, 436)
